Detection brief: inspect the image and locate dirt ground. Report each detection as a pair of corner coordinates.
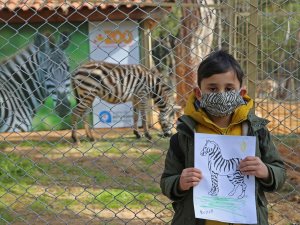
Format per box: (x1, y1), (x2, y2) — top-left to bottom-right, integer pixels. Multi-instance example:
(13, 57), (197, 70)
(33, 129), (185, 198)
(0, 129), (299, 224)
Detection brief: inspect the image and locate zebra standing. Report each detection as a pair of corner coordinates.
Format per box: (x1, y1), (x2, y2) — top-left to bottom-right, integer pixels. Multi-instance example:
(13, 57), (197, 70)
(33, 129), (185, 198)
(200, 140), (247, 199)
(71, 61), (174, 144)
(0, 32), (71, 132)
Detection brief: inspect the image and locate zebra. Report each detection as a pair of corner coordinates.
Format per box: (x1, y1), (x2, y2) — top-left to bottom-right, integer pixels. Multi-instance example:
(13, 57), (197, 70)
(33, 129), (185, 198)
(0, 32), (71, 132)
(200, 140), (247, 199)
(71, 61), (174, 144)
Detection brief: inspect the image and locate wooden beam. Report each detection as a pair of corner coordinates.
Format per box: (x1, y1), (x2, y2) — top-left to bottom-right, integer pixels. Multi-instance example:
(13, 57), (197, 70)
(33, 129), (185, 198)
(0, 6), (168, 24)
(247, 0), (258, 100)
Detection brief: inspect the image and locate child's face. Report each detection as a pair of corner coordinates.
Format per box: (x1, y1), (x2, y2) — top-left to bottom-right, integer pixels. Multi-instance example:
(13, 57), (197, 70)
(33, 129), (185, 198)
(195, 70), (247, 98)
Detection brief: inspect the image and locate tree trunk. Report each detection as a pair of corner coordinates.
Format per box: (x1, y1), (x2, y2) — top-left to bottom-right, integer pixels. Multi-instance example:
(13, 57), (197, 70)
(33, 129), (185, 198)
(175, 0), (216, 114)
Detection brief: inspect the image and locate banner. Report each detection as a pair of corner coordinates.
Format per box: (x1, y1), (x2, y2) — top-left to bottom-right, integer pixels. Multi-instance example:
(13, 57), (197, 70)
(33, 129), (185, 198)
(89, 20), (140, 128)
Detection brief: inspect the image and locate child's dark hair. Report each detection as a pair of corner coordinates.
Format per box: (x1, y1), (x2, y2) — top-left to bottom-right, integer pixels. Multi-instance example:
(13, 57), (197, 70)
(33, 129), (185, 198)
(197, 50), (245, 87)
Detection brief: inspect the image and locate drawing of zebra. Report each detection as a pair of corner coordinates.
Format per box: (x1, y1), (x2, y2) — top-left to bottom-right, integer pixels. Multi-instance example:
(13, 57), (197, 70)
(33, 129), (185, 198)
(0, 32), (71, 132)
(71, 61), (174, 144)
(200, 140), (247, 199)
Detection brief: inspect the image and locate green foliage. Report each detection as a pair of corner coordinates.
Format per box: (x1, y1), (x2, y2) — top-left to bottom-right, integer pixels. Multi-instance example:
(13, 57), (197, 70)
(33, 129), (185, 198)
(259, 2), (300, 77)
(151, 5), (181, 73)
(151, 5), (181, 38)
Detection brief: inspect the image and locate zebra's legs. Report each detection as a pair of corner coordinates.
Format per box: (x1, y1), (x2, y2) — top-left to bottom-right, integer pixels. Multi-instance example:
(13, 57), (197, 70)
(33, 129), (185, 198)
(238, 182), (246, 199)
(133, 104), (142, 139)
(82, 97), (95, 142)
(83, 112), (95, 142)
(228, 183), (246, 199)
(228, 172), (246, 198)
(140, 108), (151, 140)
(132, 97), (151, 140)
(228, 185), (239, 197)
(209, 171), (219, 196)
(139, 97), (151, 140)
(71, 107), (81, 145)
(228, 173), (238, 196)
(71, 96), (95, 144)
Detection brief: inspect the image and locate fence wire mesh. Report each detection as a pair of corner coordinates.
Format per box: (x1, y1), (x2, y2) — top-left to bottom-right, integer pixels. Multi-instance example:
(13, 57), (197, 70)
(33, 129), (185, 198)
(0, 0), (299, 224)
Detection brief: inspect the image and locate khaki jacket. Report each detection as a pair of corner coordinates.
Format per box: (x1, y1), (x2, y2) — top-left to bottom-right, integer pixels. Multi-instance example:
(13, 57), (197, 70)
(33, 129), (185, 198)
(160, 114), (286, 225)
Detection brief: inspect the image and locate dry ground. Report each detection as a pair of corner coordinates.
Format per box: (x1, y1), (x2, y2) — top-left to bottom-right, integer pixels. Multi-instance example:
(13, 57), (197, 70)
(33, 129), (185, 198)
(0, 127), (299, 225)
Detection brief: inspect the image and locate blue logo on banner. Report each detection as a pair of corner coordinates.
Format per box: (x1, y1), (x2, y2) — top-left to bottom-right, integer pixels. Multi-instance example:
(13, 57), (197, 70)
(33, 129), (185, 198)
(99, 111), (112, 123)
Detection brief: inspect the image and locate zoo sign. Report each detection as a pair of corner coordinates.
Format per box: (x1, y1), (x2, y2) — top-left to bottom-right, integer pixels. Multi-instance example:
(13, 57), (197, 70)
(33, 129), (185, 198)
(93, 30), (134, 46)
(89, 20), (139, 62)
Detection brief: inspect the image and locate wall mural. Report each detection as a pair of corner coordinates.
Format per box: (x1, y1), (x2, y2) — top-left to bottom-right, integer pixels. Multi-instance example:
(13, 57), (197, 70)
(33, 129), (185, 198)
(0, 22), (89, 132)
(0, 21), (142, 133)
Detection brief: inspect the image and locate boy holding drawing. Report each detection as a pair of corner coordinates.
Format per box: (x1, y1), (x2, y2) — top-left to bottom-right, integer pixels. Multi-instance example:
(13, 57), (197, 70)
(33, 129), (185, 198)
(160, 50), (286, 225)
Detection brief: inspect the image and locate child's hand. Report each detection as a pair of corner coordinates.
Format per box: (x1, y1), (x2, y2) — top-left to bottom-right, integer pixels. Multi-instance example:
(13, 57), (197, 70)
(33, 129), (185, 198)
(179, 168), (202, 191)
(239, 156), (269, 179)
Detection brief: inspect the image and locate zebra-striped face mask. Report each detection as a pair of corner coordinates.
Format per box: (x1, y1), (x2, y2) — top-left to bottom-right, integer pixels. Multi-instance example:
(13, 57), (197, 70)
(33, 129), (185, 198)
(197, 90), (245, 117)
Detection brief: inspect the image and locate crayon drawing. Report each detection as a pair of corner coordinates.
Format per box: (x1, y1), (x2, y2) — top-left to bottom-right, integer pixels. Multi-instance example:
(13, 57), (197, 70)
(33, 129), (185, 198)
(200, 139), (248, 199)
(194, 133), (257, 224)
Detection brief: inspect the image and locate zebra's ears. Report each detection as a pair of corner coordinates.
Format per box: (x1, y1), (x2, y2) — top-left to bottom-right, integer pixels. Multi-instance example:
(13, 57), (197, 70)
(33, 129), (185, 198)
(58, 32), (70, 50)
(34, 33), (50, 53)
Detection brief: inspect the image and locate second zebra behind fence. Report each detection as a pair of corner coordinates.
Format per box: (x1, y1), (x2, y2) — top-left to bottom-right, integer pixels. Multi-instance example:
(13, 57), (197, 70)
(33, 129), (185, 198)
(71, 61), (175, 144)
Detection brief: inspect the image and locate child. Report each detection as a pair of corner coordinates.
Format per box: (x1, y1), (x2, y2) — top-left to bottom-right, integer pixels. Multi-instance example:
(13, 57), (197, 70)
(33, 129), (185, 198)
(160, 50), (286, 225)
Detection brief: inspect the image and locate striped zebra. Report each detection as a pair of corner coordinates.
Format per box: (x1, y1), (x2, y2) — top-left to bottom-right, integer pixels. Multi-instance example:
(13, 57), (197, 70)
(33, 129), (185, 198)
(71, 61), (174, 144)
(200, 140), (247, 199)
(0, 32), (71, 132)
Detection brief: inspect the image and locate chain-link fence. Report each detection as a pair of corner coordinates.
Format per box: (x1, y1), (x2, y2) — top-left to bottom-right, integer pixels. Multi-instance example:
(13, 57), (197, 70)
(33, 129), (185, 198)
(0, 0), (299, 224)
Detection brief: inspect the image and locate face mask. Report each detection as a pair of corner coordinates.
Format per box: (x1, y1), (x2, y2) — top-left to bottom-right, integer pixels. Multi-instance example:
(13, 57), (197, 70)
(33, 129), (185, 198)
(197, 90), (245, 117)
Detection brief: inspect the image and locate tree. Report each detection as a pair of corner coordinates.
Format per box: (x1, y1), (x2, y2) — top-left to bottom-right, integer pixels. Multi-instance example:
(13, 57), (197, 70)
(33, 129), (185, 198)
(174, 0), (216, 112)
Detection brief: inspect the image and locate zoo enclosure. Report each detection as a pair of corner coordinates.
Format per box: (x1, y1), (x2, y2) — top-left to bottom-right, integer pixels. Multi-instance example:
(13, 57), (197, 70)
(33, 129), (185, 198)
(0, 0), (299, 224)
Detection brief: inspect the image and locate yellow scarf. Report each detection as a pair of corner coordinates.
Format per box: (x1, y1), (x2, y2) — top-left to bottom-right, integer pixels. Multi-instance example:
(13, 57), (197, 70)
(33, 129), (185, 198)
(185, 92), (254, 225)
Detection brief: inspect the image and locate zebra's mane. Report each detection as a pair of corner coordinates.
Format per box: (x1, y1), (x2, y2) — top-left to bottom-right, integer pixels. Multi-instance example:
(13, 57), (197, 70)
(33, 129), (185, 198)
(206, 140), (221, 154)
(0, 33), (58, 66)
(0, 43), (35, 66)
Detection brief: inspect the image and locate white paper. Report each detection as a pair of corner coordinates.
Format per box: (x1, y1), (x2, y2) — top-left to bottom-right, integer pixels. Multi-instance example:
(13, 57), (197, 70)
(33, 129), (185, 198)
(194, 133), (257, 224)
